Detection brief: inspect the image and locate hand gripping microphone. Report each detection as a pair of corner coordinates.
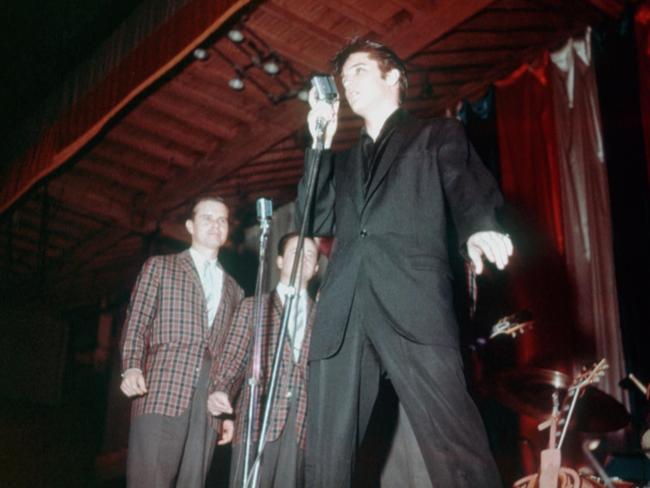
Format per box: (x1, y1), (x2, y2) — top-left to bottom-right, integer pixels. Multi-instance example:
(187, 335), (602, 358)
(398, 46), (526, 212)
(311, 75), (339, 136)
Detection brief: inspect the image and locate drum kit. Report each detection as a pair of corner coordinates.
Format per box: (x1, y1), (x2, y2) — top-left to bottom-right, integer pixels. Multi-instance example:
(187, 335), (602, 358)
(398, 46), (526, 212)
(482, 312), (645, 488)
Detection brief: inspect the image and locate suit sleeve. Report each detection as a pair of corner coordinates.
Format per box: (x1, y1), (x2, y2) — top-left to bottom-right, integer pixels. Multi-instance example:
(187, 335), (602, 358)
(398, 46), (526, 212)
(295, 148), (336, 236)
(435, 119), (504, 248)
(120, 256), (160, 372)
(211, 299), (253, 401)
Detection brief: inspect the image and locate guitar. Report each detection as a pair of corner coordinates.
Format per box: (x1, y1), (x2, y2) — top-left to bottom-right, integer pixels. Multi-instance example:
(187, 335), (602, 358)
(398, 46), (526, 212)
(538, 358), (609, 449)
(489, 310), (534, 339)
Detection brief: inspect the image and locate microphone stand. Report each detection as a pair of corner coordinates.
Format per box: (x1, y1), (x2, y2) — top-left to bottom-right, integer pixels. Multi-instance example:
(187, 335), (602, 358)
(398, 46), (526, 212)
(241, 199), (272, 487)
(582, 440), (615, 488)
(243, 117), (329, 488)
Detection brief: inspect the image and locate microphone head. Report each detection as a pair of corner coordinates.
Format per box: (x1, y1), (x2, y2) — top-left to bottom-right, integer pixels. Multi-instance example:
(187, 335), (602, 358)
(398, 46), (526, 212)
(256, 198), (273, 222)
(311, 75), (339, 103)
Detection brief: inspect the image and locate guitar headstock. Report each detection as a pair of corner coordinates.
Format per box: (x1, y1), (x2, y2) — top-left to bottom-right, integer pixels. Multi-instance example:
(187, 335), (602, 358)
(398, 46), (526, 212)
(489, 310), (534, 339)
(570, 358), (608, 392)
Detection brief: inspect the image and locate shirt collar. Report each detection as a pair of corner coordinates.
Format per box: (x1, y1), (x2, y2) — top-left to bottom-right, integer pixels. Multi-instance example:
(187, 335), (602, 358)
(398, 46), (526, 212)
(360, 107), (406, 143)
(276, 282), (307, 304)
(189, 247), (218, 270)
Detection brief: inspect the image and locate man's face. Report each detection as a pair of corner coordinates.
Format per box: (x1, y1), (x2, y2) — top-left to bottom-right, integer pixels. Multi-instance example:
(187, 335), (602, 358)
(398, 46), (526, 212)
(277, 237), (319, 287)
(341, 51), (397, 117)
(185, 200), (229, 252)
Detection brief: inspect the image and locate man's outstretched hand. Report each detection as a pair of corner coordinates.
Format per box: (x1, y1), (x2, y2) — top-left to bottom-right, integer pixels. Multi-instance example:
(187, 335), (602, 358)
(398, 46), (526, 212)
(467, 231), (513, 275)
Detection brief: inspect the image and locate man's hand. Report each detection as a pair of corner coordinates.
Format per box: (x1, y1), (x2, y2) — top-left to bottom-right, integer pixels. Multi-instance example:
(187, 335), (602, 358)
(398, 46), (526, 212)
(207, 391), (233, 417)
(307, 87), (339, 149)
(467, 231), (513, 275)
(218, 419), (234, 445)
(120, 368), (148, 397)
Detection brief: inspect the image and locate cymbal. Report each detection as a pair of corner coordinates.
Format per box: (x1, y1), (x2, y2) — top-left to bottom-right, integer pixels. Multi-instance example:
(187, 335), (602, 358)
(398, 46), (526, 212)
(492, 368), (630, 432)
(492, 367), (571, 419)
(572, 386), (630, 433)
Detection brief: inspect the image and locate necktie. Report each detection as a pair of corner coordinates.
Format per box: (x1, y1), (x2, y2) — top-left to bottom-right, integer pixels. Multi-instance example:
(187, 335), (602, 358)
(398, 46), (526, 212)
(361, 134), (375, 183)
(203, 261), (218, 326)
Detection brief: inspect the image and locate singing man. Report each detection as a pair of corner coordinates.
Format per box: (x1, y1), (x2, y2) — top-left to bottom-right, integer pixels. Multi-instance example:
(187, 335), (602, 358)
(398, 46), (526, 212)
(297, 38), (513, 487)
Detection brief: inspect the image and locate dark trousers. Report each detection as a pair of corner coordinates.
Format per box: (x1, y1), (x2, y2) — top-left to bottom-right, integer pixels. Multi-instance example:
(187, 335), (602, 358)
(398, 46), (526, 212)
(305, 305), (502, 488)
(230, 395), (304, 488)
(126, 357), (217, 488)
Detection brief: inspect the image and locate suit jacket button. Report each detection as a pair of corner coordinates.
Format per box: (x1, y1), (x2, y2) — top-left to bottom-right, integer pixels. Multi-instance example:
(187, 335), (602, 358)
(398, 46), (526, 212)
(360, 229), (368, 237)
(286, 390), (293, 398)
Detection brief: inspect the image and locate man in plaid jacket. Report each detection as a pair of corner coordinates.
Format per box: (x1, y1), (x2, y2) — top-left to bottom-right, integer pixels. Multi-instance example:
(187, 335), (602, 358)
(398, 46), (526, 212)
(208, 232), (319, 488)
(120, 195), (244, 488)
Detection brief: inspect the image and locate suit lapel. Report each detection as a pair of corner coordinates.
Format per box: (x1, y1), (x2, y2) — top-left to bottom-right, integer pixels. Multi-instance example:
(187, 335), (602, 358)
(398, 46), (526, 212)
(362, 123), (410, 211)
(178, 249), (202, 289)
(210, 273), (232, 335)
(338, 144), (365, 216)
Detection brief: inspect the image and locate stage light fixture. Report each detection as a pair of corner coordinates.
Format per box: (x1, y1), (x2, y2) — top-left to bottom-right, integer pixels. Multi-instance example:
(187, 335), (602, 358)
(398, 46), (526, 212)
(262, 60), (280, 75)
(228, 77), (244, 90)
(228, 29), (244, 43)
(193, 47), (209, 61)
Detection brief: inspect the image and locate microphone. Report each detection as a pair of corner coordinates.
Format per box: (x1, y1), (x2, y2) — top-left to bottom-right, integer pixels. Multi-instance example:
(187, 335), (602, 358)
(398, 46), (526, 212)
(311, 75), (339, 134)
(256, 198), (273, 222)
(311, 74), (339, 103)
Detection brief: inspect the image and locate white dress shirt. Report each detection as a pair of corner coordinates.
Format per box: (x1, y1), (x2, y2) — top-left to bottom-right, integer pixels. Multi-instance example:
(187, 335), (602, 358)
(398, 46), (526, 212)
(276, 281), (308, 362)
(190, 247), (224, 327)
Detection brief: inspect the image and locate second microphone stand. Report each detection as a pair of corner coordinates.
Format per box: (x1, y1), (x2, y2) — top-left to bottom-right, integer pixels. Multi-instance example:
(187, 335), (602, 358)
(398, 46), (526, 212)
(243, 119), (329, 488)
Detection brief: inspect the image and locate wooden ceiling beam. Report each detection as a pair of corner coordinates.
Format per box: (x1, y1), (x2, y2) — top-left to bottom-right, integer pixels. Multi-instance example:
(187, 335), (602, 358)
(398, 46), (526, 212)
(145, 99), (307, 219)
(260, 2), (343, 47)
(80, 156), (162, 193)
(460, 8), (572, 31)
(48, 178), (145, 232)
(385, 0), (497, 57)
(54, 228), (136, 281)
(327, 1), (391, 35)
(169, 77), (258, 124)
(146, 92), (239, 141)
(127, 104), (221, 152)
(103, 128), (197, 171)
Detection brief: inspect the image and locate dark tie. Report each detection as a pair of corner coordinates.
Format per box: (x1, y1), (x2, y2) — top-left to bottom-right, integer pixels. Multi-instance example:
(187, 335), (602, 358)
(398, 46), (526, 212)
(361, 134), (375, 183)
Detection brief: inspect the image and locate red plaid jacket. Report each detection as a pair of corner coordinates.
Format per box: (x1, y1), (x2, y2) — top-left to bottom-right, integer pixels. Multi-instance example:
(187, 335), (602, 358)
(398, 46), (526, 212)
(211, 290), (314, 448)
(120, 249), (243, 425)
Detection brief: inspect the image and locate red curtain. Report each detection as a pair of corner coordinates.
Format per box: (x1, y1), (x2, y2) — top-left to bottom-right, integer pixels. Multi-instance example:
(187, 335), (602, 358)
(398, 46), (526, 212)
(495, 54), (573, 368)
(495, 52), (578, 476)
(636, 3), (650, 188)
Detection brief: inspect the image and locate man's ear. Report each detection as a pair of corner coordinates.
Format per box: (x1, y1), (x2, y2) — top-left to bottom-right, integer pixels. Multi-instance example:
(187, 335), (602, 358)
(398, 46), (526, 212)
(185, 219), (194, 236)
(276, 255), (284, 271)
(386, 68), (400, 87)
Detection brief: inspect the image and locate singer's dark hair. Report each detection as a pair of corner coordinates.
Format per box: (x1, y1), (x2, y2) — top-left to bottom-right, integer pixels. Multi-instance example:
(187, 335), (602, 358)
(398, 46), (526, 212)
(332, 38), (408, 103)
(186, 194), (227, 220)
(277, 232), (317, 257)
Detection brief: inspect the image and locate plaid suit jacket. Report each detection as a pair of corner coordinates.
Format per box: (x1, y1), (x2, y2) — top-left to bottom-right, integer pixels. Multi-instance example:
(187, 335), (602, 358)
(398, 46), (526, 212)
(211, 290), (314, 448)
(120, 249), (244, 422)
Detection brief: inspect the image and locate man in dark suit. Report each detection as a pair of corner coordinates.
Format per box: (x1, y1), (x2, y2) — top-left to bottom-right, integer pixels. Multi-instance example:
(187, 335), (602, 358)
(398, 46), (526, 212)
(119, 195), (244, 488)
(297, 39), (513, 487)
(207, 233), (319, 488)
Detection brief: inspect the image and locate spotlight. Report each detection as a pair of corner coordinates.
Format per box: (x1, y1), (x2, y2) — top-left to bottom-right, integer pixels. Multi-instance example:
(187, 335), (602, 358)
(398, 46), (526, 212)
(263, 60), (280, 75)
(228, 77), (244, 90)
(228, 29), (244, 43)
(193, 47), (209, 61)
